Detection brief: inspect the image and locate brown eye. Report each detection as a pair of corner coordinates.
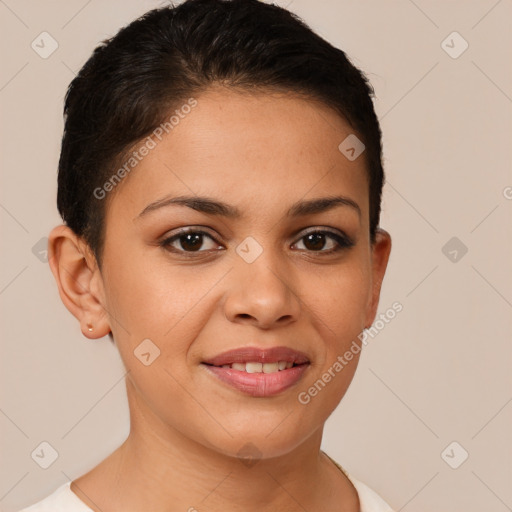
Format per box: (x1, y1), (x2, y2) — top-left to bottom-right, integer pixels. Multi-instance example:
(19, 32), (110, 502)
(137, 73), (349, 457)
(161, 230), (221, 253)
(293, 230), (354, 254)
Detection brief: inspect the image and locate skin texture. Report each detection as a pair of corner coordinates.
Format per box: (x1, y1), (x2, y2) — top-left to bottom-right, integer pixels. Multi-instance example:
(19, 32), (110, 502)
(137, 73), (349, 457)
(49, 87), (391, 512)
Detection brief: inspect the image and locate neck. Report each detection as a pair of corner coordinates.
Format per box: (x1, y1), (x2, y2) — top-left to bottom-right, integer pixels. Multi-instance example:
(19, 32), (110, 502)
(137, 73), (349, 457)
(71, 379), (359, 512)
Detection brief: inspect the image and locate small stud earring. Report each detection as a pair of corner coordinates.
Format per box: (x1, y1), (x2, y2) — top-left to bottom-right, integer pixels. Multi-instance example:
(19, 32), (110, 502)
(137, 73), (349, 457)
(86, 323), (93, 332)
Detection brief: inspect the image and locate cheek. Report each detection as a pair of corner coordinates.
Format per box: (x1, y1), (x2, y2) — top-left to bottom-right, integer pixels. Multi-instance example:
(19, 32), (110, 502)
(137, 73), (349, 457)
(309, 256), (371, 344)
(97, 241), (373, 452)
(297, 264), (370, 414)
(101, 247), (231, 356)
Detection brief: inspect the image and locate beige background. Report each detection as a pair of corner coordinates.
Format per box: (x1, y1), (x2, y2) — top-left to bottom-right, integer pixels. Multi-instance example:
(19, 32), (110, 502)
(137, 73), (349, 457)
(1, 0), (511, 511)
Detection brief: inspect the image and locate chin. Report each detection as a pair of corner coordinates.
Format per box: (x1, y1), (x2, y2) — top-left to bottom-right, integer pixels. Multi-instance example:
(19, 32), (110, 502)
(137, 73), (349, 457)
(202, 425), (314, 464)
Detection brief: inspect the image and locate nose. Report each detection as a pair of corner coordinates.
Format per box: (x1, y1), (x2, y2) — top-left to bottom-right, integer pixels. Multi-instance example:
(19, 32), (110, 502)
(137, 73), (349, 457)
(223, 254), (301, 330)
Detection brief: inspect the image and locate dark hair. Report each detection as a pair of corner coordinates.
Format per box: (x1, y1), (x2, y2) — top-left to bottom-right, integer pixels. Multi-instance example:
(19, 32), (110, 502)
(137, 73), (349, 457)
(57, 0), (384, 265)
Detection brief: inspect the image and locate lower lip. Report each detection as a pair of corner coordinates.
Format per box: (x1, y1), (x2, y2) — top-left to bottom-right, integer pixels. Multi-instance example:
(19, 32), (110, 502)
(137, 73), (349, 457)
(201, 363), (310, 397)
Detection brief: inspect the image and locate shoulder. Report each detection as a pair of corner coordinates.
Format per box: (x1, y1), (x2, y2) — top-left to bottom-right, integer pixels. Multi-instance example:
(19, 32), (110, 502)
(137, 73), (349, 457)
(18, 481), (93, 512)
(345, 473), (395, 512)
(322, 451), (394, 512)
(19, 466), (394, 512)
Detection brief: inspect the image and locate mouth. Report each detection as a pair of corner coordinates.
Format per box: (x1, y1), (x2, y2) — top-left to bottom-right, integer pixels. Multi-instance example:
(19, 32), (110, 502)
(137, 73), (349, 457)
(201, 345), (310, 367)
(201, 346), (311, 397)
(202, 360), (306, 373)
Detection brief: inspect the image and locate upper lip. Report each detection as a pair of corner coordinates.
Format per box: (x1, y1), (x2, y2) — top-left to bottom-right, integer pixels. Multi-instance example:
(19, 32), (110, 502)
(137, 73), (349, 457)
(202, 346), (310, 366)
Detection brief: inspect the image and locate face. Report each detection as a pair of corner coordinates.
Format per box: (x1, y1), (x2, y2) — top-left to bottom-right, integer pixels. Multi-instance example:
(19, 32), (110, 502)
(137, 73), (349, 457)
(77, 88), (390, 459)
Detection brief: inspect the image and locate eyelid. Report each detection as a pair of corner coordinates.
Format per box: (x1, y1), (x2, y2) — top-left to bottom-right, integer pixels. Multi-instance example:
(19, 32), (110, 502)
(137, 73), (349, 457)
(159, 225), (354, 255)
(159, 227), (219, 246)
(291, 225), (355, 245)
(293, 228), (355, 251)
(160, 225), (351, 243)
(297, 226), (351, 239)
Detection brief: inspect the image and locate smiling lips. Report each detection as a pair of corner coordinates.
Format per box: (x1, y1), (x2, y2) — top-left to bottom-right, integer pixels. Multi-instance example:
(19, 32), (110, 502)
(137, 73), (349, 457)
(218, 361), (294, 373)
(201, 346), (310, 397)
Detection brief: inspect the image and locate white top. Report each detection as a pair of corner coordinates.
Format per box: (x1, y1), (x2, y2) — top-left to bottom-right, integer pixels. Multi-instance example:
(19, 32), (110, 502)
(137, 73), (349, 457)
(19, 474), (394, 512)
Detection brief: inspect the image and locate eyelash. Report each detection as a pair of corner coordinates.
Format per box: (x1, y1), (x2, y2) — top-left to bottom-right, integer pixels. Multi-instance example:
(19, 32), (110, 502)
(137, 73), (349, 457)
(159, 227), (355, 257)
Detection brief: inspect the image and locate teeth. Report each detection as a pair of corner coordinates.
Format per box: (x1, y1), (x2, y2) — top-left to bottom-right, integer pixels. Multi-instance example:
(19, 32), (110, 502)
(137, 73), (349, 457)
(219, 361), (297, 373)
(263, 362), (279, 373)
(246, 362), (262, 373)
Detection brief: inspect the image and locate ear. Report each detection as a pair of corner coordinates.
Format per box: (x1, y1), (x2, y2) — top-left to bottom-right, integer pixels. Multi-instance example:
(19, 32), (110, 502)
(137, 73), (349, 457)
(364, 228), (392, 328)
(48, 225), (111, 339)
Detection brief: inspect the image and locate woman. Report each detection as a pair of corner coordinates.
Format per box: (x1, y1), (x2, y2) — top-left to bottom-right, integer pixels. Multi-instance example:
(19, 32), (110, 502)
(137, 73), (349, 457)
(21, 0), (393, 510)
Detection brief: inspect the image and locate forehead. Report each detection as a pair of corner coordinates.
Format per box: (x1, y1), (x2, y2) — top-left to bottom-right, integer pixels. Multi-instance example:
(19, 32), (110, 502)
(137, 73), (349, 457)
(106, 87), (369, 225)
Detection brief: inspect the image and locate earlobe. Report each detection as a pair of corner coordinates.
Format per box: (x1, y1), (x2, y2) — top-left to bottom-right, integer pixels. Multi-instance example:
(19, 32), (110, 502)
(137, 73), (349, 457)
(48, 225), (111, 339)
(365, 228), (392, 328)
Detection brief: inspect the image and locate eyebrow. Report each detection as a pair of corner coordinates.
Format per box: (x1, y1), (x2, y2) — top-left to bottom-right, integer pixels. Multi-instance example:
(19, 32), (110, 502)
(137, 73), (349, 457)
(136, 194), (361, 220)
